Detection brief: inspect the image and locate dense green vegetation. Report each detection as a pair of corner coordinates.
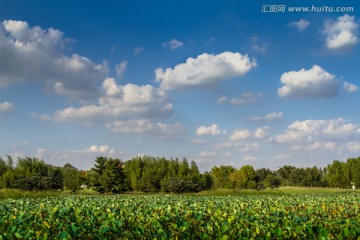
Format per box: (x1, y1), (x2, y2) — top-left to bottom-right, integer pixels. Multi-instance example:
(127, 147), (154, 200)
(1, 155), (360, 194)
(0, 193), (359, 239)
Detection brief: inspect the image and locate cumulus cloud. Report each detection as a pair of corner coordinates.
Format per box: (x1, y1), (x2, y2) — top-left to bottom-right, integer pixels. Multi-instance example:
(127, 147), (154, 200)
(343, 82), (358, 92)
(40, 77), (183, 139)
(323, 14), (358, 51)
(254, 126), (270, 139)
(230, 126), (269, 141)
(288, 19), (310, 31)
(307, 141), (337, 151)
(0, 102), (14, 116)
(230, 129), (252, 141)
(115, 61), (127, 80)
(342, 142), (360, 153)
(278, 65), (339, 98)
(0, 20), (108, 101)
(274, 118), (360, 143)
(53, 78), (173, 123)
(162, 39), (184, 50)
(155, 51), (256, 90)
(106, 120), (185, 139)
(196, 124), (226, 136)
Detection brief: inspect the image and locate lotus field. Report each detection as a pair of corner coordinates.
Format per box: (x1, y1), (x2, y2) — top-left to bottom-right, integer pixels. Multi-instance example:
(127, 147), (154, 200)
(0, 192), (360, 239)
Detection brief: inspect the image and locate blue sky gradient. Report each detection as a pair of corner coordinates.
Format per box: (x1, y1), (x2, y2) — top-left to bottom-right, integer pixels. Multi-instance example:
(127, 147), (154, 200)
(1, 0), (360, 171)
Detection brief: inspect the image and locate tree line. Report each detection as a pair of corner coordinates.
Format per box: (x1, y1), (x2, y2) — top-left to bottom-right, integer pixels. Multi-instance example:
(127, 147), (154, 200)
(0, 155), (359, 193)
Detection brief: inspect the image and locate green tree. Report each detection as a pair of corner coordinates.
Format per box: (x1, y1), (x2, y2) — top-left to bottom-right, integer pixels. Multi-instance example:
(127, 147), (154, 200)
(346, 157), (360, 188)
(289, 168), (306, 187)
(63, 163), (81, 193)
(255, 168), (273, 184)
(326, 160), (349, 188)
(229, 165), (256, 189)
(277, 165), (296, 186)
(91, 157), (126, 193)
(264, 175), (281, 189)
(210, 165), (235, 189)
(303, 167), (322, 187)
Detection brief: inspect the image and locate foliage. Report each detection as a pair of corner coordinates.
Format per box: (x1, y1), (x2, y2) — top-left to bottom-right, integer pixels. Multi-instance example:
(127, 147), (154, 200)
(210, 165), (235, 189)
(161, 177), (201, 193)
(264, 175), (281, 189)
(62, 164), (81, 193)
(229, 165), (256, 189)
(0, 193), (359, 239)
(90, 157), (126, 193)
(124, 156), (206, 193)
(0, 157), (63, 191)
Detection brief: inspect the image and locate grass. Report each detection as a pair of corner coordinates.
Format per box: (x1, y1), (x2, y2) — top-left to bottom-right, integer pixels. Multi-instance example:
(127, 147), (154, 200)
(277, 186), (357, 194)
(194, 186), (357, 197)
(0, 188), (101, 200)
(1, 186), (357, 200)
(0, 189), (68, 200)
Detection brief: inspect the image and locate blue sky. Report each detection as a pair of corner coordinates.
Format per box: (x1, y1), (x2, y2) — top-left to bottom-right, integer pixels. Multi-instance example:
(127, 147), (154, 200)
(0, 0), (360, 171)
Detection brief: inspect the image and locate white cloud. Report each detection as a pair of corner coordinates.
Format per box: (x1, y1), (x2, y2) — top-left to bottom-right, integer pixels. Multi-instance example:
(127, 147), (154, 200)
(106, 120), (185, 139)
(307, 141), (337, 151)
(288, 19), (310, 31)
(274, 118), (360, 143)
(254, 126), (270, 139)
(162, 39), (184, 50)
(230, 126), (269, 141)
(196, 124), (225, 136)
(0, 20), (108, 101)
(278, 65), (339, 98)
(0, 102), (14, 116)
(115, 61), (127, 80)
(199, 151), (217, 158)
(230, 129), (252, 141)
(342, 142), (360, 152)
(343, 82), (358, 92)
(323, 15), (358, 51)
(217, 97), (228, 104)
(155, 51), (256, 90)
(247, 112), (283, 121)
(53, 78), (173, 123)
(78, 145), (118, 155)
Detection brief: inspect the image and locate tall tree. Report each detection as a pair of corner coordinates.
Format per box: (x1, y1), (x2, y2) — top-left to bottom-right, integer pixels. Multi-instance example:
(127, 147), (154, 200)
(230, 165), (256, 189)
(277, 165), (296, 186)
(91, 157), (126, 193)
(210, 165), (235, 189)
(326, 160), (349, 188)
(63, 163), (81, 193)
